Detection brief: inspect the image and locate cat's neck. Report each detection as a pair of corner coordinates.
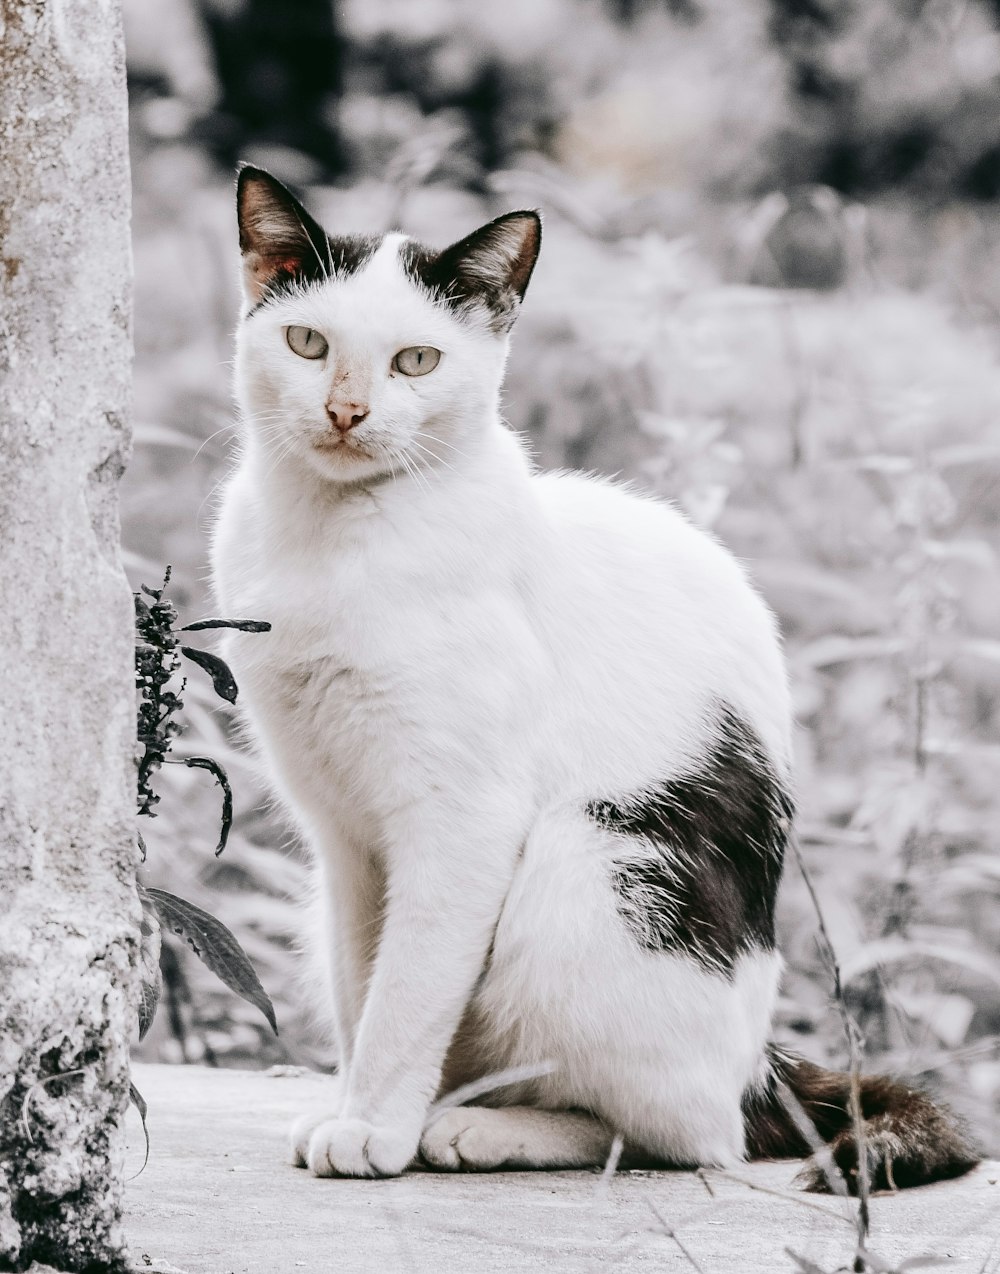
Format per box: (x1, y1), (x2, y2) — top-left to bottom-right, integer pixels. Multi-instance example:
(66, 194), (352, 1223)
(238, 409), (533, 537)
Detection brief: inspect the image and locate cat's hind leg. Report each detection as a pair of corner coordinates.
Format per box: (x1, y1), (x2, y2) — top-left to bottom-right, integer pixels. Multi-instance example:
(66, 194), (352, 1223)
(475, 804), (782, 1170)
(420, 1106), (614, 1171)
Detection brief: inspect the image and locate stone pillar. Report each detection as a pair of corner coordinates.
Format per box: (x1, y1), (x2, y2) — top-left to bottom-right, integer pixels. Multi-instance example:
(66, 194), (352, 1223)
(0, 2), (138, 1270)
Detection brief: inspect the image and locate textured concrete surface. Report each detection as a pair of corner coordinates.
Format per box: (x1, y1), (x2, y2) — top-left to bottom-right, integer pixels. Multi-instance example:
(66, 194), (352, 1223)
(0, 2), (137, 1266)
(126, 1064), (1000, 1274)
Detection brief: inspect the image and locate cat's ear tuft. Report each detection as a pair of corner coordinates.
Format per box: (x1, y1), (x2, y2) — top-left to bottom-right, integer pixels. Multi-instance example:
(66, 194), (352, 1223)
(450, 211), (542, 302)
(431, 210), (542, 331)
(236, 166), (326, 305)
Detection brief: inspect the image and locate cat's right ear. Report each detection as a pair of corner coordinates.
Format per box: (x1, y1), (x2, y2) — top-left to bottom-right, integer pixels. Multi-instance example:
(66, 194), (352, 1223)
(236, 166), (327, 305)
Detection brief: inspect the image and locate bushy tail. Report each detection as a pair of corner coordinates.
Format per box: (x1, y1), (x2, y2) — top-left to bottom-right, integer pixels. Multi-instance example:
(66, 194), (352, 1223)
(743, 1045), (979, 1193)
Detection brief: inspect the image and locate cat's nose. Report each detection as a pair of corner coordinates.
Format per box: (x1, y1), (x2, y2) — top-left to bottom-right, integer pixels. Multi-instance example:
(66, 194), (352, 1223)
(326, 400), (369, 433)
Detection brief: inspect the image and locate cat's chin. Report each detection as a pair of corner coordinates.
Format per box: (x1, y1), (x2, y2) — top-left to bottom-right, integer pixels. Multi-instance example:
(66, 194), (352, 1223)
(303, 437), (396, 485)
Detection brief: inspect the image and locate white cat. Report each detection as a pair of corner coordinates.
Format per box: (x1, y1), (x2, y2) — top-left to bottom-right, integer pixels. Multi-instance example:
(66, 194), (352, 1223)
(211, 167), (976, 1190)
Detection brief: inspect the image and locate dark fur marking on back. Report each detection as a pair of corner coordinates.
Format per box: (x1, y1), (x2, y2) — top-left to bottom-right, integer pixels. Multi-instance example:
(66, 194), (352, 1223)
(743, 1045), (978, 1193)
(587, 705), (793, 973)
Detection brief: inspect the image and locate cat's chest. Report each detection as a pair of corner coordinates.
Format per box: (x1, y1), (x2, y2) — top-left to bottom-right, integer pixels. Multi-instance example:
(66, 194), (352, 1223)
(224, 562), (450, 824)
(258, 654), (402, 776)
(213, 468), (549, 818)
(224, 544), (444, 727)
(219, 513), (516, 742)
(218, 487), (446, 665)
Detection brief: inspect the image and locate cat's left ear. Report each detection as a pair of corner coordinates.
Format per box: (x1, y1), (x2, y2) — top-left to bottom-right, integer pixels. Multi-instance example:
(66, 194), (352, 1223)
(236, 165), (327, 305)
(420, 211), (542, 332)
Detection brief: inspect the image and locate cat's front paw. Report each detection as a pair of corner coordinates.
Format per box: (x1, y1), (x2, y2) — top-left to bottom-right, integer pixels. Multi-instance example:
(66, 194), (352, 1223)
(305, 1117), (417, 1178)
(290, 1107), (339, 1168)
(289, 1080), (345, 1167)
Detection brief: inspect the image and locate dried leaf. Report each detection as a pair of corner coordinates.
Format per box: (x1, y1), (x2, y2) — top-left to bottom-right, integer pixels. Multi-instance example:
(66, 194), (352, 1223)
(181, 618), (271, 633)
(180, 646), (239, 703)
(129, 1080), (150, 1178)
(137, 885), (163, 1041)
(181, 756), (233, 855)
(146, 887), (278, 1034)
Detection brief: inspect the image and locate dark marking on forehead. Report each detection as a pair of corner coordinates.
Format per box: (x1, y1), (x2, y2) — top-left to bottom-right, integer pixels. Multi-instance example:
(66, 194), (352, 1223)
(398, 210), (541, 334)
(398, 239), (516, 332)
(327, 234), (384, 278)
(246, 233), (384, 317)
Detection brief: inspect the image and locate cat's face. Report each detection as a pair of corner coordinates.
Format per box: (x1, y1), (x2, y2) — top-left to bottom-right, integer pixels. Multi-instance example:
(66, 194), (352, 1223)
(234, 168), (541, 485)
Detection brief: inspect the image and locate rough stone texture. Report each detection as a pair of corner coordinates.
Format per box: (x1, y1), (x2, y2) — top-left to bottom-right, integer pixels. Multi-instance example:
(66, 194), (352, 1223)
(127, 1064), (1000, 1274)
(0, 2), (137, 1270)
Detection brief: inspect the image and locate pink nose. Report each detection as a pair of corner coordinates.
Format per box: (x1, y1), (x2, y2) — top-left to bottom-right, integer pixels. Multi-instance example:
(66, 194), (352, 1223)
(326, 400), (369, 433)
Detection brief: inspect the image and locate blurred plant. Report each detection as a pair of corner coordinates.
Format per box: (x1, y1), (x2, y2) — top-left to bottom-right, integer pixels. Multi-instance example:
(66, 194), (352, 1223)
(134, 567), (277, 1053)
(830, 417), (1000, 1066)
(770, 0), (1000, 197)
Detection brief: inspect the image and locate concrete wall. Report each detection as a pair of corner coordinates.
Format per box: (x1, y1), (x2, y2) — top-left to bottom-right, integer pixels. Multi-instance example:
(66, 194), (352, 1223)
(0, 2), (138, 1269)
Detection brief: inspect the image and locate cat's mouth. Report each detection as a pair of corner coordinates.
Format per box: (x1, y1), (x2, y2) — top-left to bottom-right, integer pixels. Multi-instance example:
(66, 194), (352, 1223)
(312, 433), (373, 460)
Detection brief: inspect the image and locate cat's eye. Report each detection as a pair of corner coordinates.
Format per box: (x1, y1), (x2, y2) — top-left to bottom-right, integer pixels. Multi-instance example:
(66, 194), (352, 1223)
(392, 346), (441, 377)
(285, 326), (328, 360)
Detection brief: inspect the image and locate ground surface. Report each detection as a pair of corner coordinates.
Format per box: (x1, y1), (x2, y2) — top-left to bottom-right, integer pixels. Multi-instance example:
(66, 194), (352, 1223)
(126, 1064), (999, 1274)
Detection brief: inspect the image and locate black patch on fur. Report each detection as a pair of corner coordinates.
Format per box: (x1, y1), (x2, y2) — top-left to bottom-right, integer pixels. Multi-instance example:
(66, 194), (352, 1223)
(236, 165), (381, 313)
(246, 234), (383, 315)
(743, 1045), (979, 1193)
(399, 210), (541, 333)
(587, 705), (793, 972)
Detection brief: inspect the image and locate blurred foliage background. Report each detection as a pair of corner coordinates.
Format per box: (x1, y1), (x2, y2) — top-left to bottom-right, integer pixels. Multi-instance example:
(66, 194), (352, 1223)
(124, 0), (1000, 1153)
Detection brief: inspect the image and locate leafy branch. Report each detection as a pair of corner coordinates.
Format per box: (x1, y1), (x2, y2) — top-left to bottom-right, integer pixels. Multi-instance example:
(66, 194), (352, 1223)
(133, 567), (277, 1058)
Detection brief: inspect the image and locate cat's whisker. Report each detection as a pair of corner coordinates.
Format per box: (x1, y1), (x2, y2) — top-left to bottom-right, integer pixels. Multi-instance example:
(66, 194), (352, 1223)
(244, 409), (299, 425)
(251, 420), (293, 438)
(195, 469), (241, 530)
(291, 206), (332, 282)
(324, 226), (335, 280)
(393, 446), (430, 496)
(192, 422), (241, 462)
(413, 431), (472, 461)
(254, 431), (300, 482)
(402, 447), (433, 496)
(251, 432), (292, 459)
(407, 438), (454, 475)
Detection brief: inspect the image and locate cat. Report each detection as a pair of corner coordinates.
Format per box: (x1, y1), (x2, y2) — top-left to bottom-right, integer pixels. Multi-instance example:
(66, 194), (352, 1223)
(211, 165), (978, 1191)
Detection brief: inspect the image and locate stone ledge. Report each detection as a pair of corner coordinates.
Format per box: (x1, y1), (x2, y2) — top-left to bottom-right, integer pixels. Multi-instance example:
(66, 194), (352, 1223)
(126, 1064), (1000, 1274)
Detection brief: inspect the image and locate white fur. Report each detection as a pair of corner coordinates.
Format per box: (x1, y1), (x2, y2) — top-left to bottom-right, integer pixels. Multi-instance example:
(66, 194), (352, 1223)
(212, 231), (792, 1178)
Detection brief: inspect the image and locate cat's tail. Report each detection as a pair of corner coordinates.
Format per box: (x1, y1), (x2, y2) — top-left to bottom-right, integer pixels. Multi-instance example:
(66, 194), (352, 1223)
(743, 1044), (978, 1193)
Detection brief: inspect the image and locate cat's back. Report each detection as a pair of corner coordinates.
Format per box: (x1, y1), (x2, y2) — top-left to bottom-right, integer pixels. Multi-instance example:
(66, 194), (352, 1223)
(529, 468), (790, 769)
(533, 468), (773, 630)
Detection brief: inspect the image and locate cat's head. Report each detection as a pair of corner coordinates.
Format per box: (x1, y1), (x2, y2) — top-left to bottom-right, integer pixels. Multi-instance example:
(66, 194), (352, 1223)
(234, 166), (541, 485)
